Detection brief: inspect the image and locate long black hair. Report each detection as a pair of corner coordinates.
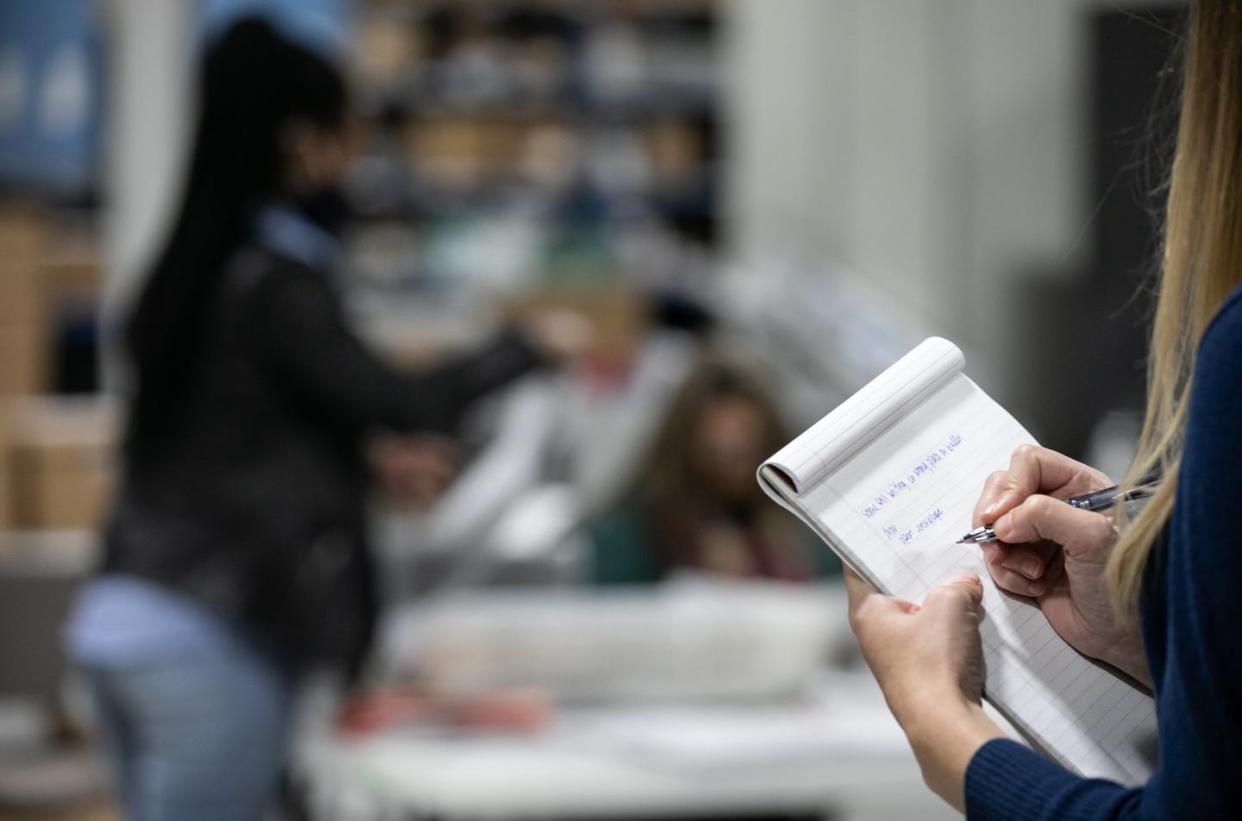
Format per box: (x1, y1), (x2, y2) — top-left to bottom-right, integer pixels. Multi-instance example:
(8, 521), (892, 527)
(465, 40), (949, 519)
(125, 16), (347, 445)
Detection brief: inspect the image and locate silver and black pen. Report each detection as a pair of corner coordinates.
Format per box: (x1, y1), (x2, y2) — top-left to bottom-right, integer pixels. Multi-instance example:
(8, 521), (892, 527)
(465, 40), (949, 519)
(955, 483), (1158, 545)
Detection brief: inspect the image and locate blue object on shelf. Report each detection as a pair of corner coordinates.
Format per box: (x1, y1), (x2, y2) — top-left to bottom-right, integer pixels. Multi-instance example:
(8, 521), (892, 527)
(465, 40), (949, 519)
(0, 0), (103, 194)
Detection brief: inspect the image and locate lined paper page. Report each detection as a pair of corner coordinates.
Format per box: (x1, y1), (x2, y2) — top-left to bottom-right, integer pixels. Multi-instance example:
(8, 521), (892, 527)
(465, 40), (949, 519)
(765, 337), (964, 493)
(760, 347), (1157, 783)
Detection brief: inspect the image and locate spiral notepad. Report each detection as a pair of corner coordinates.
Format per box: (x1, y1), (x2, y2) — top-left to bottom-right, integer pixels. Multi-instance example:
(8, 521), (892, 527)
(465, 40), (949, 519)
(758, 337), (1157, 783)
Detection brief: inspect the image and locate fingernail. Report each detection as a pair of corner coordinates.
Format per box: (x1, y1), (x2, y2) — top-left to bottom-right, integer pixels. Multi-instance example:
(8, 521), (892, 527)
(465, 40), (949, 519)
(952, 571), (981, 586)
(1028, 582), (1045, 597)
(1021, 558), (1041, 578)
(983, 501), (999, 518)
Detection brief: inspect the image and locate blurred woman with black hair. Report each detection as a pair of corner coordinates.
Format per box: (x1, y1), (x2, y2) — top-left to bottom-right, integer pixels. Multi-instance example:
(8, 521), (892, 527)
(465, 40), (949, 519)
(66, 18), (563, 819)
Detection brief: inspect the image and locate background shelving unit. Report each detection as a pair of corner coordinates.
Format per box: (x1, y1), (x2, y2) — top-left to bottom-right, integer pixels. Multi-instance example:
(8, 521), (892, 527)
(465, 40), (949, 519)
(345, 0), (723, 310)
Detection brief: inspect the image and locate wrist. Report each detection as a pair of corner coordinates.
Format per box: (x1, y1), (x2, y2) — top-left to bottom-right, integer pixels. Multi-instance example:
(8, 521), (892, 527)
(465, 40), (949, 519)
(1085, 626), (1151, 690)
(901, 694), (991, 749)
(901, 697), (1006, 812)
(1102, 644), (1153, 690)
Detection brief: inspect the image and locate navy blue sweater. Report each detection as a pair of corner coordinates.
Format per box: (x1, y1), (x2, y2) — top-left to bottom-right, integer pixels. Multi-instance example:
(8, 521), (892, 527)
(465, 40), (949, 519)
(964, 287), (1242, 818)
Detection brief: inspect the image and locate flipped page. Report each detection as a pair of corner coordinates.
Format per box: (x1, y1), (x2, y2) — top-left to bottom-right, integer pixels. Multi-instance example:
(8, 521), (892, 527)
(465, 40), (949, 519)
(758, 337), (1157, 784)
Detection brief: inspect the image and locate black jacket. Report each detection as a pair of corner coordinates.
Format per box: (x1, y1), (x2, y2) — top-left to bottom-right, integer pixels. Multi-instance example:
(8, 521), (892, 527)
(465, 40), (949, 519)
(102, 244), (545, 676)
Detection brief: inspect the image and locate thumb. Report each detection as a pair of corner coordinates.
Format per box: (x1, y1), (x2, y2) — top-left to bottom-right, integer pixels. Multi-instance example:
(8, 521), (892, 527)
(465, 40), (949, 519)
(923, 570), (984, 612)
(991, 494), (1115, 556)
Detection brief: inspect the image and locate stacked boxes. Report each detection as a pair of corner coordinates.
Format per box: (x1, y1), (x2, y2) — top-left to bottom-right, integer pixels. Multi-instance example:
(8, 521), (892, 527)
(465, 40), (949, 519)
(0, 206), (115, 535)
(0, 208), (50, 396)
(498, 284), (646, 371)
(0, 208), (49, 534)
(8, 396), (117, 531)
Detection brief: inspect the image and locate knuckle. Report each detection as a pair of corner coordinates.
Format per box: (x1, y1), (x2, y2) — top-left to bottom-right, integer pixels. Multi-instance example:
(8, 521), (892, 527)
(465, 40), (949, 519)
(998, 479), (1023, 499)
(994, 571), (1027, 595)
(927, 585), (964, 608)
(998, 554), (1024, 573)
(941, 587), (980, 614)
(1012, 444), (1040, 462)
(1092, 516), (1119, 545)
(1026, 495), (1053, 517)
(940, 587), (967, 606)
(848, 600), (872, 632)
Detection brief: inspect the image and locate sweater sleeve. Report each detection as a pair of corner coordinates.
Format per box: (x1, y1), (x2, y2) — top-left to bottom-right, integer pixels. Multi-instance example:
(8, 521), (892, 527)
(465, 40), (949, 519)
(249, 261), (547, 434)
(965, 739), (1143, 819)
(963, 285), (1242, 820)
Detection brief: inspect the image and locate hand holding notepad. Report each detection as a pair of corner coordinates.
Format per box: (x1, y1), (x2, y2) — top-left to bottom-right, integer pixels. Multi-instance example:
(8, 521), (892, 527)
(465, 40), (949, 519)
(758, 337), (1157, 783)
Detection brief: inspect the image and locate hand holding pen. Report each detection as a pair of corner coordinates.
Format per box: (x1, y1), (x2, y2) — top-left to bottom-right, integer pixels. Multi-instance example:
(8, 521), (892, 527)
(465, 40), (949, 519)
(960, 445), (1141, 599)
(957, 483), (1156, 545)
(956, 444), (1155, 685)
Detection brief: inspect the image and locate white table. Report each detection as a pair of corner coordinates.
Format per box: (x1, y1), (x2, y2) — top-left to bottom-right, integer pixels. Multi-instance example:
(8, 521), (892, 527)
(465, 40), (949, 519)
(294, 673), (959, 821)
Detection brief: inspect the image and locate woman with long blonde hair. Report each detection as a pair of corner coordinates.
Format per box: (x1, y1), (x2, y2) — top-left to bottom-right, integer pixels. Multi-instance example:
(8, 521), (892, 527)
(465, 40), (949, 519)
(845, 1), (1242, 815)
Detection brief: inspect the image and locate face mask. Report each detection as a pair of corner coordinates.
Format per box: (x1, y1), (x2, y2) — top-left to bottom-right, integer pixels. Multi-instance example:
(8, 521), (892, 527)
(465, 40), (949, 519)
(294, 185), (350, 237)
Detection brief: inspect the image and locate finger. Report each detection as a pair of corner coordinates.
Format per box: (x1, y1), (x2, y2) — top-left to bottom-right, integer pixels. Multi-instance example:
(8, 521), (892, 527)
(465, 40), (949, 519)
(984, 563), (1046, 598)
(844, 570), (920, 635)
(987, 445), (1085, 519)
(972, 470), (1010, 526)
(843, 567), (873, 610)
(923, 571), (984, 613)
(844, 567), (876, 633)
(995, 543), (1048, 580)
(979, 543), (1047, 596)
(992, 495), (1116, 557)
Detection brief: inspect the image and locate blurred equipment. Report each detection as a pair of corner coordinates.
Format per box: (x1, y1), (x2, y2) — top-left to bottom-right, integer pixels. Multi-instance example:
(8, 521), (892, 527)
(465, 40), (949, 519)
(381, 581), (842, 703)
(295, 585), (957, 821)
(0, 533), (93, 703)
(336, 686), (552, 738)
(0, 531), (106, 816)
(720, 257), (925, 432)
(370, 307), (707, 599)
(295, 681), (938, 821)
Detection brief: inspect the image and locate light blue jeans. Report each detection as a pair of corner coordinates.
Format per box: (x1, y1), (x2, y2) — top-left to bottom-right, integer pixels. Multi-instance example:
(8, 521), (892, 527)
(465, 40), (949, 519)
(82, 639), (289, 821)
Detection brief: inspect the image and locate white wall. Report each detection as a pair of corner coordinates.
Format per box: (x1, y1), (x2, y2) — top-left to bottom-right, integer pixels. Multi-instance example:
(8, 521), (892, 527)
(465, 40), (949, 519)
(725, 0), (1102, 400)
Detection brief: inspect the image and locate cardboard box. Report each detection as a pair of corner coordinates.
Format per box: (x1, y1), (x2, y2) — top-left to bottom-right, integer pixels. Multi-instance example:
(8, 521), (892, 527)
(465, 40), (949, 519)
(43, 250), (102, 304)
(355, 19), (421, 89)
(405, 118), (492, 189)
(0, 320), (48, 395)
(0, 207), (48, 326)
(0, 401), (13, 532)
(0, 207), (52, 396)
(8, 396), (117, 531)
(497, 284), (647, 368)
(645, 119), (703, 179)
